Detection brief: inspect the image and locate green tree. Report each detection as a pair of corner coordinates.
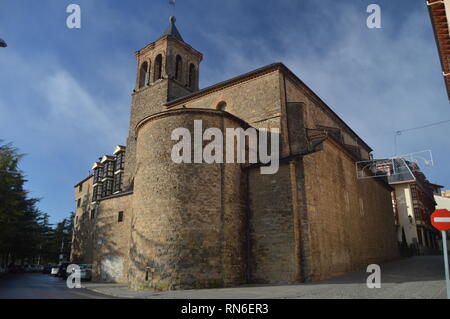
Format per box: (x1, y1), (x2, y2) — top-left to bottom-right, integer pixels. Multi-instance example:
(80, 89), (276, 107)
(0, 141), (75, 266)
(52, 215), (74, 262)
(36, 213), (54, 264)
(0, 141), (43, 266)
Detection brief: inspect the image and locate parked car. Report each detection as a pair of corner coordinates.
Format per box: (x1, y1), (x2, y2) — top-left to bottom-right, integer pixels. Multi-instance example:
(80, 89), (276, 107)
(65, 264), (92, 281)
(51, 265), (60, 276)
(58, 262), (72, 278)
(25, 264), (42, 273)
(42, 264), (54, 274)
(8, 264), (24, 273)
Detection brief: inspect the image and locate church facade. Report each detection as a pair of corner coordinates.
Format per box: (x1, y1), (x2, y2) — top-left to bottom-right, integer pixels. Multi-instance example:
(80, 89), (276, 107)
(71, 17), (399, 290)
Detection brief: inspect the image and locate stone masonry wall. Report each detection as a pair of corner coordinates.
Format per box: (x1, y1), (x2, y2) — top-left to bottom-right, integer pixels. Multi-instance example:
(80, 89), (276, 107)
(124, 37), (201, 192)
(129, 109), (247, 290)
(283, 75), (371, 160)
(73, 57), (400, 290)
(247, 164), (296, 283)
(302, 139), (399, 281)
(91, 194), (133, 284)
(169, 71), (282, 129)
(124, 79), (170, 192)
(72, 176), (95, 264)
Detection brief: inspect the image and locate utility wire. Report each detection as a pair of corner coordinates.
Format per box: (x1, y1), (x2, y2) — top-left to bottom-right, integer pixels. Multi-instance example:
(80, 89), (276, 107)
(394, 119), (450, 156)
(396, 119), (450, 135)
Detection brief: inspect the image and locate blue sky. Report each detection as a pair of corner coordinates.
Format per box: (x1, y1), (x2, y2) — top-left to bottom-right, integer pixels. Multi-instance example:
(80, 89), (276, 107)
(0, 0), (449, 225)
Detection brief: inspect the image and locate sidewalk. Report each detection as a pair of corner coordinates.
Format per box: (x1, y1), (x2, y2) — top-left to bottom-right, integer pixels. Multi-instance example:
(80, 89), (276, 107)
(82, 256), (449, 299)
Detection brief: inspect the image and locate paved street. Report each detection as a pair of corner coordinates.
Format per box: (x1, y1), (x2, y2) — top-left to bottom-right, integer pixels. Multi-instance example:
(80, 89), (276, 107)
(0, 273), (115, 299)
(83, 256), (449, 299)
(0, 256), (448, 299)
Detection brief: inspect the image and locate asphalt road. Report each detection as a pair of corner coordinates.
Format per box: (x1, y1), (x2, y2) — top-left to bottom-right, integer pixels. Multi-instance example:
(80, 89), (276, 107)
(0, 273), (116, 299)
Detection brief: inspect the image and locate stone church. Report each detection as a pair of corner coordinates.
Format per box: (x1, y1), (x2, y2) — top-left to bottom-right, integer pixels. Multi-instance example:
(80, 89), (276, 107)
(72, 17), (399, 290)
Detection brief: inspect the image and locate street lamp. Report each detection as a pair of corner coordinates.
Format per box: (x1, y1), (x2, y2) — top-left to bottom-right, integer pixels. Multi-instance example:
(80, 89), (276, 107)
(0, 38), (7, 48)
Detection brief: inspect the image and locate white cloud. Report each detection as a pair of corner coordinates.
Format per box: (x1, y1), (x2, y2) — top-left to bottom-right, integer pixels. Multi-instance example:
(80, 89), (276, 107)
(39, 70), (125, 145)
(194, 1), (450, 185)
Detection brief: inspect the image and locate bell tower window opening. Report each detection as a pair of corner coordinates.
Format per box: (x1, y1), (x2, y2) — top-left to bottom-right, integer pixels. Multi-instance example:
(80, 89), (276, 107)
(154, 54), (163, 81)
(146, 61), (152, 85)
(175, 55), (183, 81)
(188, 63), (196, 89)
(139, 62), (149, 89)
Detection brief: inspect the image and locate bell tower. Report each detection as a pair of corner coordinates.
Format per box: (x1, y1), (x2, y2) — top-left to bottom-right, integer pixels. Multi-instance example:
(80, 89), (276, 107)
(134, 16), (203, 100)
(123, 16), (203, 191)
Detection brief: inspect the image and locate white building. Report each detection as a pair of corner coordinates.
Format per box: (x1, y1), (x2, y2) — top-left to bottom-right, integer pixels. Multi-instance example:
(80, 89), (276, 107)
(435, 194), (450, 211)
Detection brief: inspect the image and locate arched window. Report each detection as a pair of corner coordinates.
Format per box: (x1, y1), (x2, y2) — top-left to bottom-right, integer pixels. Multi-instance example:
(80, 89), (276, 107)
(217, 101), (227, 111)
(146, 61), (152, 85)
(188, 63), (196, 89)
(139, 62), (148, 89)
(175, 55), (182, 81)
(154, 54), (163, 81)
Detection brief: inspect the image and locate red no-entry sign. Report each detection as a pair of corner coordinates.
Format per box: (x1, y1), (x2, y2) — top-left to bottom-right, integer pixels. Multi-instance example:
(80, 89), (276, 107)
(431, 209), (450, 231)
(431, 209), (450, 299)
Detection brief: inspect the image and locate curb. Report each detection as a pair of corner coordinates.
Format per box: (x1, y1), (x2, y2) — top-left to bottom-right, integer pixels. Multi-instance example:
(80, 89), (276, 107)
(82, 284), (141, 299)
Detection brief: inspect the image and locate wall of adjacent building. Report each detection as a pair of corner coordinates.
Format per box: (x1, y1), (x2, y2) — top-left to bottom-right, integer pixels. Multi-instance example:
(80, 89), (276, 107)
(435, 195), (450, 210)
(393, 184), (419, 245)
(72, 176), (95, 264)
(91, 193), (133, 284)
(72, 175), (132, 284)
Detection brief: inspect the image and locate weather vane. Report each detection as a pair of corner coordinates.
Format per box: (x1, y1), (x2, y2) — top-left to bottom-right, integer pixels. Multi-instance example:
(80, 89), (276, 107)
(169, 0), (176, 16)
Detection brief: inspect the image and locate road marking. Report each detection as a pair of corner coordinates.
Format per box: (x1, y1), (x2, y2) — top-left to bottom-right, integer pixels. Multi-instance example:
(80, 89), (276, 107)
(434, 217), (450, 223)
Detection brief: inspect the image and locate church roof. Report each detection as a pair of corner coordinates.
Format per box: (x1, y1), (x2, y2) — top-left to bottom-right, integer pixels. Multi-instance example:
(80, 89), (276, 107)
(159, 16), (184, 42)
(165, 62), (373, 153)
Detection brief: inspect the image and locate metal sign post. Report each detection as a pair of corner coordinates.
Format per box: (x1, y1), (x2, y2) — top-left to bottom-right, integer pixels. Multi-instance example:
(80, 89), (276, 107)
(442, 230), (450, 299)
(431, 209), (450, 299)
